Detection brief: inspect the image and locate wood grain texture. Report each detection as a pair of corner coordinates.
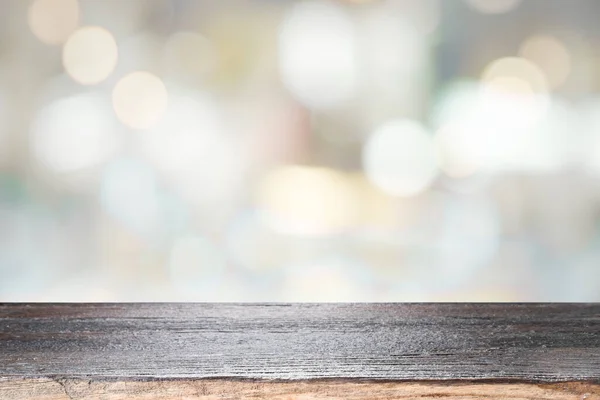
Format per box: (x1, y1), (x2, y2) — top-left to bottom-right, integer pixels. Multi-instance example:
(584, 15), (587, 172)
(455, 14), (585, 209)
(1, 379), (600, 400)
(1, 303), (599, 382)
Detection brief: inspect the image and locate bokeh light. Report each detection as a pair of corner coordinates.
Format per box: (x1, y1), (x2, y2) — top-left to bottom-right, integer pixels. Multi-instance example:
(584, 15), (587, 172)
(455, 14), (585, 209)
(481, 57), (548, 94)
(112, 71), (168, 129)
(6, 0), (600, 302)
(31, 93), (120, 174)
(257, 166), (359, 235)
(28, 0), (80, 45)
(362, 119), (438, 197)
(62, 26), (118, 85)
(464, 0), (522, 14)
(519, 35), (572, 89)
(434, 122), (482, 178)
(279, 1), (357, 109)
(140, 92), (243, 209)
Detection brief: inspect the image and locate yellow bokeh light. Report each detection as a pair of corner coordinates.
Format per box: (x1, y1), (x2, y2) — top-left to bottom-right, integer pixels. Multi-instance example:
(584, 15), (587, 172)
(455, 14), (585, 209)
(112, 71), (168, 130)
(257, 165), (359, 235)
(465, 0), (522, 14)
(28, 0), (79, 45)
(481, 57), (548, 94)
(519, 35), (571, 89)
(62, 26), (118, 85)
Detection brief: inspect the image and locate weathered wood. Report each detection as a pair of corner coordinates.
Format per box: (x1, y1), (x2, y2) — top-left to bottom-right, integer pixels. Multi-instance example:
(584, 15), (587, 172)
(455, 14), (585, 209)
(1, 303), (599, 399)
(1, 379), (600, 400)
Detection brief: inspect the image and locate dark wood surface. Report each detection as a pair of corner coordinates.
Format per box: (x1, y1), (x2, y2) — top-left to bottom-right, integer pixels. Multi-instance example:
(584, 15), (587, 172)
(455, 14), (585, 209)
(0, 303), (599, 382)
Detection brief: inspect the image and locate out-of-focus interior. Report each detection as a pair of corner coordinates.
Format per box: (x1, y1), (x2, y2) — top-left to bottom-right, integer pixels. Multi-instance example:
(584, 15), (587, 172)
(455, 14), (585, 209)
(1, 0), (599, 301)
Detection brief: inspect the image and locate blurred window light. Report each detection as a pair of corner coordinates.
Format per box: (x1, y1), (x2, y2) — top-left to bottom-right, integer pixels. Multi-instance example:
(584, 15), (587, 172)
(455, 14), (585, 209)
(519, 35), (572, 90)
(278, 1), (357, 110)
(464, 0), (522, 14)
(100, 158), (160, 235)
(257, 165), (359, 236)
(31, 93), (120, 174)
(362, 119), (438, 197)
(62, 26), (118, 85)
(28, 0), (80, 45)
(163, 32), (217, 79)
(112, 71), (168, 129)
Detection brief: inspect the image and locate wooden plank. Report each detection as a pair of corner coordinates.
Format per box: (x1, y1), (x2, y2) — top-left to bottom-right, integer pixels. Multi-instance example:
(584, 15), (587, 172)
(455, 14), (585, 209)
(1, 303), (599, 399)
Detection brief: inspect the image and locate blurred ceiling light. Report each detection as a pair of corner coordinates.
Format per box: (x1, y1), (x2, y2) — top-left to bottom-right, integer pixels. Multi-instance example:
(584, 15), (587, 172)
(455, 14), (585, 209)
(519, 35), (572, 89)
(169, 235), (226, 294)
(112, 71), (168, 129)
(100, 158), (159, 234)
(62, 26), (118, 85)
(28, 0), (79, 45)
(257, 165), (359, 235)
(164, 31), (217, 79)
(362, 119), (438, 197)
(464, 0), (522, 14)
(31, 93), (120, 173)
(279, 1), (357, 109)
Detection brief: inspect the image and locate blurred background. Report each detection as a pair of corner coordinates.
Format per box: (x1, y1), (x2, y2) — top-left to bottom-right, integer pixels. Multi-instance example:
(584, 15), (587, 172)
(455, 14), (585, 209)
(1, 0), (600, 302)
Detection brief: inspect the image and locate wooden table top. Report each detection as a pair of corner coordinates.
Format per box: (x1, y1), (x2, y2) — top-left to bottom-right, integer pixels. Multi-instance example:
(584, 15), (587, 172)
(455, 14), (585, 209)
(1, 303), (598, 382)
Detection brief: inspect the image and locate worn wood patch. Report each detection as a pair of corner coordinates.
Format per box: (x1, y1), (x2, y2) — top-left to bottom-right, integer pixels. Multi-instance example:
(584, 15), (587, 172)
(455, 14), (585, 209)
(1, 379), (600, 400)
(1, 304), (599, 399)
